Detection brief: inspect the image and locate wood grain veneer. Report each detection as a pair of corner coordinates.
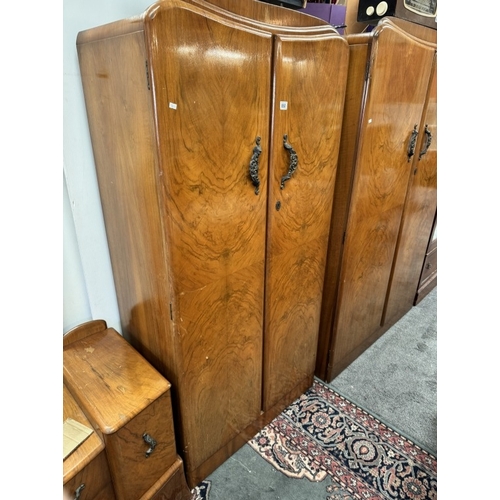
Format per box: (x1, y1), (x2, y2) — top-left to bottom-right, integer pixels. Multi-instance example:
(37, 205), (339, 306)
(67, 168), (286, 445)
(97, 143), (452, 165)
(379, 16), (437, 44)
(382, 54), (437, 326)
(63, 325), (182, 500)
(414, 240), (437, 305)
(199, 0), (325, 27)
(263, 32), (348, 410)
(190, 0), (336, 35)
(316, 34), (371, 380)
(63, 319), (108, 347)
(183, 1), (345, 412)
(77, 0), (349, 486)
(419, 245), (437, 288)
(149, 458), (192, 500)
(316, 19), (437, 382)
(64, 328), (171, 433)
(77, 20), (177, 388)
(63, 385), (116, 500)
(143, 3), (271, 479)
(332, 23), (435, 370)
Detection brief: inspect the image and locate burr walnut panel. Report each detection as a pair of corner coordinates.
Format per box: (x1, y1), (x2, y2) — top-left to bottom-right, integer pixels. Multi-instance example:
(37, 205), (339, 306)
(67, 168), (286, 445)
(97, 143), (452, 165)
(64, 452), (115, 500)
(383, 54), (437, 325)
(77, 0), (348, 487)
(77, 28), (176, 388)
(263, 33), (348, 410)
(315, 19), (437, 382)
(331, 23), (436, 369)
(144, 2), (271, 474)
(63, 324), (187, 500)
(175, 264), (264, 469)
(103, 393), (178, 500)
(315, 36), (371, 380)
(63, 384), (116, 500)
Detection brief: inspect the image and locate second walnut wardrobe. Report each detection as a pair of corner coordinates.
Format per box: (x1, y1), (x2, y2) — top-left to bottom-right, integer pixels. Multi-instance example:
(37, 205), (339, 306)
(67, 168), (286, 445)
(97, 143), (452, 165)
(316, 17), (437, 383)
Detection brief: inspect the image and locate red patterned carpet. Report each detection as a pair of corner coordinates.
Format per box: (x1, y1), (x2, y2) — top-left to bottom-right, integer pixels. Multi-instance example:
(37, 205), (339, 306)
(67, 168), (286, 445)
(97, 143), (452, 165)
(249, 380), (437, 500)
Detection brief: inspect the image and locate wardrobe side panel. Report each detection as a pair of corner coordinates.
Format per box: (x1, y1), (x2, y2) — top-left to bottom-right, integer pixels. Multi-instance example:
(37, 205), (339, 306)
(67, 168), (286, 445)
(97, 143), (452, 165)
(316, 37), (370, 382)
(77, 31), (178, 385)
(263, 34), (349, 411)
(145, 4), (272, 476)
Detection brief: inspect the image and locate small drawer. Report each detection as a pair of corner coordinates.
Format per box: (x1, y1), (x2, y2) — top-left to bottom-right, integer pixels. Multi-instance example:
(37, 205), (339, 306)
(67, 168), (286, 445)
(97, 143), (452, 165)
(63, 322), (180, 500)
(64, 451), (116, 500)
(149, 458), (192, 500)
(420, 247), (436, 284)
(104, 392), (178, 500)
(64, 384), (116, 500)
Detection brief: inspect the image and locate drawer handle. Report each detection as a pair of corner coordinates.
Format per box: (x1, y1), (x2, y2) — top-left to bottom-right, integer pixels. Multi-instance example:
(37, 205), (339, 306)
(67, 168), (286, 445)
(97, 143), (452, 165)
(418, 124), (433, 160)
(249, 136), (262, 195)
(407, 124), (419, 162)
(74, 484), (85, 500)
(280, 134), (298, 189)
(142, 433), (157, 458)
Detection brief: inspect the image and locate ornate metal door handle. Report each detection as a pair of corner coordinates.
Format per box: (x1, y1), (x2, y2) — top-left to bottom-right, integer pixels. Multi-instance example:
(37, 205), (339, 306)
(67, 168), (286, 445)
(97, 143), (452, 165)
(143, 433), (157, 458)
(418, 124), (432, 160)
(407, 125), (419, 162)
(74, 484), (85, 500)
(249, 136), (262, 195)
(280, 135), (298, 189)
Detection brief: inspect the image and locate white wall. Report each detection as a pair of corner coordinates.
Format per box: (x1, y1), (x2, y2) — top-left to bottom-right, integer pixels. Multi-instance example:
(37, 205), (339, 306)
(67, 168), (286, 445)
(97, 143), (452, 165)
(63, 171), (91, 331)
(63, 0), (154, 334)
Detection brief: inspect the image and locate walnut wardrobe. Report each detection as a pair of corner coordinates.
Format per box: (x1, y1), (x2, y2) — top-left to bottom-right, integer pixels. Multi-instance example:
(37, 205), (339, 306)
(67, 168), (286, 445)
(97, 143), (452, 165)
(77, 0), (349, 487)
(315, 17), (437, 382)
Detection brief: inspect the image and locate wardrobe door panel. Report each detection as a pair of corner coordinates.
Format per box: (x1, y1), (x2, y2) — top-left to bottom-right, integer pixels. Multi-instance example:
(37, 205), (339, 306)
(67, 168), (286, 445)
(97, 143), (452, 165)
(383, 54), (437, 325)
(175, 262), (265, 469)
(332, 25), (436, 367)
(145, 3), (272, 471)
(146, 5), (272, 292)
(263, 34), (349, 410)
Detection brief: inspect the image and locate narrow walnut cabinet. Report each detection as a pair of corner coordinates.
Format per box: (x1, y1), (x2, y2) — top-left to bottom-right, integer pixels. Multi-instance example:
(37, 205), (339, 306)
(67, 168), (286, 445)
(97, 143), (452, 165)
(77, 0), (348, 487)
(63, 320), (191, 500)
(316, 18), (437, 382)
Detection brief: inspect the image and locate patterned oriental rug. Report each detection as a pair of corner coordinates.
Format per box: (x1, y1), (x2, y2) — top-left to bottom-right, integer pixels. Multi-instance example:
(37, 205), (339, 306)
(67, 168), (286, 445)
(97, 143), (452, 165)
(191, 379), (437, 500)
(249, 380), (436, 500)
(190, 480), (211, 500)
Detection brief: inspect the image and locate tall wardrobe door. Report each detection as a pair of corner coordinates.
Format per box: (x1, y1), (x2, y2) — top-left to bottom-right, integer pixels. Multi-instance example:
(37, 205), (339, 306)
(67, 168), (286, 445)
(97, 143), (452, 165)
(145, 3), (272, 471)
(263, 33), (349, 411)
(332, 25), (436, 367)
(383, 54), (437, 325)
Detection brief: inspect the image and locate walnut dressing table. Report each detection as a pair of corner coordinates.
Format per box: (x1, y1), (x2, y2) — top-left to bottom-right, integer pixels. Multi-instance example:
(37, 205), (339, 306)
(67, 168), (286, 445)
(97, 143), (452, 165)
(63, 320), (191, 500)
(63, 383), (116, 499)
